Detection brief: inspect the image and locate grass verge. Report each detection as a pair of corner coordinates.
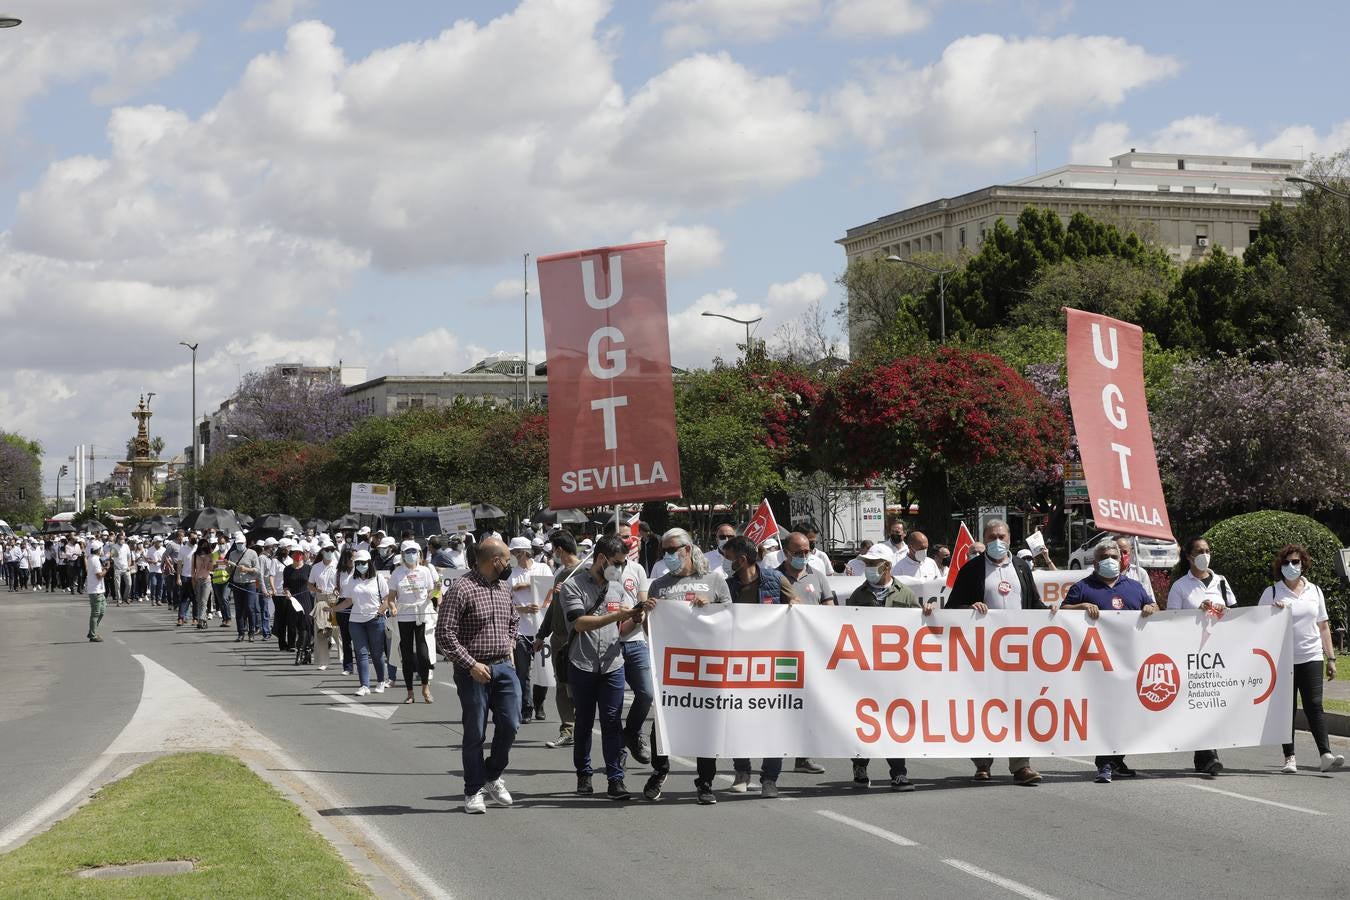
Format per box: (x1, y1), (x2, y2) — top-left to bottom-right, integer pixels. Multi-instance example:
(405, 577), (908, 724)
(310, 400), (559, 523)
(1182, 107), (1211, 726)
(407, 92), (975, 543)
(0, 752), (371, 899)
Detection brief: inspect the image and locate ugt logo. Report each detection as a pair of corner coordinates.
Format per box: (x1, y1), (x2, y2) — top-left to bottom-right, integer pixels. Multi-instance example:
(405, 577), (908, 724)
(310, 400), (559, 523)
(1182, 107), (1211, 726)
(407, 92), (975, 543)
(664, 649), (804, 689)
(1136, 653), (1179, 711)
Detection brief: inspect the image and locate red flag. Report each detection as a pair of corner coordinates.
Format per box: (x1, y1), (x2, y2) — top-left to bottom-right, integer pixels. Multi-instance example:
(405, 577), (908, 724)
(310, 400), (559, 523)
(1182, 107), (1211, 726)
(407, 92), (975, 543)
(626, 510), (641, 560)
(946, 522), (974, 589)
(538, 241), (683, 509)
(1065, 309), (1173, 541)
(742, 499), (780, 546)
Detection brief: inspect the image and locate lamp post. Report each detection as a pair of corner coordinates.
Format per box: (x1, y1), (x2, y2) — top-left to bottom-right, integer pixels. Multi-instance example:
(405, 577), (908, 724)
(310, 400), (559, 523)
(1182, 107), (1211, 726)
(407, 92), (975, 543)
(885, 255), (956, 342)
(700, 311), (763, 361)
(179, 341), (198, 509)
(1286, 175), (1350, 232)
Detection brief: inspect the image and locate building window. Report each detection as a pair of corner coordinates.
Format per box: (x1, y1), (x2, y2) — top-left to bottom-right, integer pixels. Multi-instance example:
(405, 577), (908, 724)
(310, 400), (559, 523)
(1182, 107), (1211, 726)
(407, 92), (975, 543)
(1183, 185), (1196, 193)
(1177, 159), (1185, 170)
(409, 397), (424, 409)
(1249, 228), (1260, 244)
(959, 226), (966, 248)
(1157, 185), (1171, 192)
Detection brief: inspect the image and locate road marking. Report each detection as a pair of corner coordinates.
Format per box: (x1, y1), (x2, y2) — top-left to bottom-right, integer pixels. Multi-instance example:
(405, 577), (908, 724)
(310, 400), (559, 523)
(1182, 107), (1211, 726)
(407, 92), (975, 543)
(815, 810), (918, 846)
(942, 859), (1059, 900)
(1183, 783), (1324, 816)
(320, 689), (399, 721)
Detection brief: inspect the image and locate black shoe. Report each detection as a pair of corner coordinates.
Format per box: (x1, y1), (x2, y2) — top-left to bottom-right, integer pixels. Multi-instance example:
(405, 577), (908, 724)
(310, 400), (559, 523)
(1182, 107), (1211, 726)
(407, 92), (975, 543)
(1114, 762), (1137, 777)
(607, 779), (632, 801)
(534, 709), (546, 722)
(889, 774), (915, 792)
(642, 772), (666, 801)
(576, 775), (594, 796)
(626, 732), (652, 766)
(852, 763), (870, 788)
(1204, 760), (1223, 777)
(696, 783), (717, 805)
(234, 635), (244, 642)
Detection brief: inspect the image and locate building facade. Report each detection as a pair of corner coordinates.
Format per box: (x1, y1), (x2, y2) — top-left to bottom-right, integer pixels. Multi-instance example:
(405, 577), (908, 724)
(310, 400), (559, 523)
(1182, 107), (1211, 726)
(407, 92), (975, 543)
(344, 354), (547, 416)
(838, 151), (1303, 350)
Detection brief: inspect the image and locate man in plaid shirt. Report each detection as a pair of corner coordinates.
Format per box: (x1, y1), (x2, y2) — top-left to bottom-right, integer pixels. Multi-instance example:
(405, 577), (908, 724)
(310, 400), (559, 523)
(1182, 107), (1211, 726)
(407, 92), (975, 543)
(436, 537), (521, 814)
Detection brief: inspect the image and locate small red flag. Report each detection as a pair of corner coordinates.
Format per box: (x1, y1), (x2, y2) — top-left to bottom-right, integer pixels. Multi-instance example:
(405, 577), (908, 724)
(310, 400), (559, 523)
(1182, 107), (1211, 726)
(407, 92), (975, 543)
(946, 522), (974, 589)
(742, 499), (780, 546)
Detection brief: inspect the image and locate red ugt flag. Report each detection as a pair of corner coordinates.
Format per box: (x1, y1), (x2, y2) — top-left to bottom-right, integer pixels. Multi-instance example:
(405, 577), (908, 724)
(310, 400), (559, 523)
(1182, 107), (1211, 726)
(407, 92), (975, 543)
(742, 499), (780, 546)
(946, 522), (974, 589)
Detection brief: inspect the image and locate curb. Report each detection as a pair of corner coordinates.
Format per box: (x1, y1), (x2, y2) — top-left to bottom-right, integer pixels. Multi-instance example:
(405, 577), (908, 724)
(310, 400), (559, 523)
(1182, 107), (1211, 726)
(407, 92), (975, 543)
(1296, 709), (1350, 738)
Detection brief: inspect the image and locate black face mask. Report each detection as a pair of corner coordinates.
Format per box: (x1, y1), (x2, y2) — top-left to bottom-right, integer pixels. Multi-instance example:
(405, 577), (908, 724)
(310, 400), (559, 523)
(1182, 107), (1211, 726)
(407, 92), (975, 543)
(889, 534), (904, 545)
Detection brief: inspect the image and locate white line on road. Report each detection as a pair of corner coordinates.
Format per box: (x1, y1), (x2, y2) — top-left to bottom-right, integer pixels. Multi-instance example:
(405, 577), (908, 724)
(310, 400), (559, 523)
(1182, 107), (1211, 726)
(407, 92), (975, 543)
(1183, 783), (1325, 816)
(815, 810), (918, 846)
(320, 689), (399, 721)
(942, 859), (1059, 900)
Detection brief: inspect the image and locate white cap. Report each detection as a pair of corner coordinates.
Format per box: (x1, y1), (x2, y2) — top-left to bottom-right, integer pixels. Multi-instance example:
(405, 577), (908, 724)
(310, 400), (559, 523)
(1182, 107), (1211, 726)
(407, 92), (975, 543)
(264, 537), (278, 547)
(580, 537), (594, 549)
(400, 540), (420, 553)
(354, 549), (372, 562)
(378, 536), (396, 548)
(859, 544), (892, 563)
(279, 538), (294, 549)
(531, 537), (544, 548)
(761, 538), (780, 550)
(319, 535), (334, 548)
(89, 540), (103, 552)
(233, 532), (246, 542)
(1016, 548), (1034, 560)
(508, 536), (532, 552)
(357, 526), (371, 535)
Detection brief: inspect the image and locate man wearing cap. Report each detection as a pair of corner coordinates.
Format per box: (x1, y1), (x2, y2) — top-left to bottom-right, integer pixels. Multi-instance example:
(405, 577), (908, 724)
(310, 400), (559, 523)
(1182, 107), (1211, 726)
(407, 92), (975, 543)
(508, 536), (554, 721)
(356, 526), (372, 554)
(436, 537), (521, 814)
(846, 545), (930, 791)
(226, 533), (264, 642)
(375, 535), (398, 572)
(759, 537), (784, 570)
(85, 540), (108, 642)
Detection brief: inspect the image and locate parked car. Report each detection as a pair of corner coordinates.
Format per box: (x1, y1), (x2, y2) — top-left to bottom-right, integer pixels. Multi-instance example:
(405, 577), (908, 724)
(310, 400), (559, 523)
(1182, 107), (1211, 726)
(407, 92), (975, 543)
(1068, 531), (1180, 570)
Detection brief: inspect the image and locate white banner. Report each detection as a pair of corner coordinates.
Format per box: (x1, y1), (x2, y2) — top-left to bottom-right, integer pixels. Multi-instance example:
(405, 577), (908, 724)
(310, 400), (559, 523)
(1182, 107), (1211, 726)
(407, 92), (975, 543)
(350, 482), (396, 514)
(436, 504), (475, 534)
(828, 569), (1090, 609)
(651, 603), (1292, 759)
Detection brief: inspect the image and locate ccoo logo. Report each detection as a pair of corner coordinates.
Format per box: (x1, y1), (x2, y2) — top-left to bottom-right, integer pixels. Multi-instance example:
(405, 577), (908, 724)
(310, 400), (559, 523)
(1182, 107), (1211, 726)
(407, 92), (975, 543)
(1136, 653), (1179, 711)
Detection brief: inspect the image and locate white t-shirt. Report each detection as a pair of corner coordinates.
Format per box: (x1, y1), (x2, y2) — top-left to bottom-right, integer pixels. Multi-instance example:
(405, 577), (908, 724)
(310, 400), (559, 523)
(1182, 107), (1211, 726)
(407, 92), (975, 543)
(1166, 571), (1236, 610)
(809, 548), (834, 574)
(111, 544), (131, 572)
(309, 560), (337, 594)
(1259, 579), (1329, 664)
(982, 556), (1021, 609)
(509, 561), (554, 637)
(391, 563), (439, 624)
(894, 554), (941, 581)
(873, 539), (907, 565)
(85, 554), (105, 594)
(611, 559), (651, 644)
(1123, 563), (1156, 602)
(704, 548), (729, 574)
(346, 572), (389, 623)
(144, 546), (164, 573)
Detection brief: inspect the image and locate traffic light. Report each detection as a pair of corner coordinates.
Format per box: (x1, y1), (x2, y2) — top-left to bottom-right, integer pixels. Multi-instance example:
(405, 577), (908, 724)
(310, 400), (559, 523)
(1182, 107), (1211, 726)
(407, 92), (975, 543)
(59, 465), (68, 476)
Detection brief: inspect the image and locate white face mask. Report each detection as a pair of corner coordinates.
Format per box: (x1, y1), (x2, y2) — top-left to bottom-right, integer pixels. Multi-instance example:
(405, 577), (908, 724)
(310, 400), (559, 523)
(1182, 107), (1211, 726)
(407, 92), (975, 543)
(603, 564), (622, 583)
(716, 536), (731, 550)
(1192, 552), (1211, 572)
(911, 548), (927, 562)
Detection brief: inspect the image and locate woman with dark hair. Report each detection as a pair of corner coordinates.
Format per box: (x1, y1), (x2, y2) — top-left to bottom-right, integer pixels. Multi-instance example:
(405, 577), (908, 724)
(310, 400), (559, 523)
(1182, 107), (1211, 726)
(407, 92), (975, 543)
(191, 537), (214, 630)
(1166, 535), (1237, 776)
(1259, 544), (1343, 773)
(282, 546), (315, 665)
(334, 546), (356, 676)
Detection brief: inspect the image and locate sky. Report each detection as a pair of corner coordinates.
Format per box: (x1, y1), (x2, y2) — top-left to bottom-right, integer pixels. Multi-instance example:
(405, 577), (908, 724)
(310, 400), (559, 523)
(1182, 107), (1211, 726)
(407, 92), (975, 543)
(2, 0), (1349, 496)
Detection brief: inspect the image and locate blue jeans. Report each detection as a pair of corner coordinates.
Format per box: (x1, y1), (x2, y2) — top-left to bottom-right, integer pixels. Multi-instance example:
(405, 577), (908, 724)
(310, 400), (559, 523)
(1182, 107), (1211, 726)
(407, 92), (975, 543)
(349, 617), (387, 688)
(148, 572), (163, 603)
(621, 641), (654, 742)
(570, 664), (626, 782)
(232, 585), (258, 636)
(256, 594), (272, 638)
(454, 660), (521, 796)
(733, 757), (784, 781)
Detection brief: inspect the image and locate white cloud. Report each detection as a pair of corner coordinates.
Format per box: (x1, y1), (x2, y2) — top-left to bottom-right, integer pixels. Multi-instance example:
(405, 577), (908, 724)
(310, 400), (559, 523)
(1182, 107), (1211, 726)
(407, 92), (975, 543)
(667, 272), (829, 366)
(1070, 116), (1350, 163)
(243, 0), (317, 32)
(627, 223), (725, 276)
(833, 34), (1179, 167)
(655, 0), (822, 49)
(827, 0), (931, 38)
(1069, 121), (1132, 164)
(90, 32), (200, 105)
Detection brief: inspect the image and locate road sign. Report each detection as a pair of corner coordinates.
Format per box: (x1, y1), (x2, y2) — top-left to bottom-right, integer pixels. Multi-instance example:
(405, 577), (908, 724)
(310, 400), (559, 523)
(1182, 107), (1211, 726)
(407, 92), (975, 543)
(436, 504), (475, 535)
(350, 482), (395, 515)
(1065, 479), (1089, 503)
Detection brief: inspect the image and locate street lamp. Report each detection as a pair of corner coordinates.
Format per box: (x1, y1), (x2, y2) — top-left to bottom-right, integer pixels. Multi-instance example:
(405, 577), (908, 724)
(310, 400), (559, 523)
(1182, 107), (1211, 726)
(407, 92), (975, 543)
(886, 255), (956, 342)
(1286, 175), (1350, 231)
(179, 341), (199, 509)
(700, 311), (763, 360)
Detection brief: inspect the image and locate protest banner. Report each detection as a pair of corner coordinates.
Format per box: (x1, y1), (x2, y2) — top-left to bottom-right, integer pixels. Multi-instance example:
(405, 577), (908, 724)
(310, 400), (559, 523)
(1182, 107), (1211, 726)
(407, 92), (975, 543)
(350, 482), (395, 515)
(651, 603), (1291, 759)
(1065, 309), (1173, 541)
(537, 241), (682, 508)
(435, 504), (475, 535)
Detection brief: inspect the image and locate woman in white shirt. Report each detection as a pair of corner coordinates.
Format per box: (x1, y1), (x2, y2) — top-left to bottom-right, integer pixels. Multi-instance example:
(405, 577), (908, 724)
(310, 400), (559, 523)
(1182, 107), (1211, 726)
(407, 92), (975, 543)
(333, 549), (391, 696)
(308, 545), (340, 669)
(1258, 544), (1343, 773)
(1165, 536), (1237, 776)
(386, 541), (440, 704)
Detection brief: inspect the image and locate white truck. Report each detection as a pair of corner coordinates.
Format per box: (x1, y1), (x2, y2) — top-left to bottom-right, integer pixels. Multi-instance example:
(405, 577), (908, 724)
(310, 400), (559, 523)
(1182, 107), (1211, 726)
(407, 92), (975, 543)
(789, 486), (886, 554)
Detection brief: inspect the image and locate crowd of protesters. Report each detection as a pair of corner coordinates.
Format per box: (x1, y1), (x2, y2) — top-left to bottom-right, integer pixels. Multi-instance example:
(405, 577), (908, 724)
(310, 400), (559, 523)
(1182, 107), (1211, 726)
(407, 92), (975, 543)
(10, 511), (1340, 813)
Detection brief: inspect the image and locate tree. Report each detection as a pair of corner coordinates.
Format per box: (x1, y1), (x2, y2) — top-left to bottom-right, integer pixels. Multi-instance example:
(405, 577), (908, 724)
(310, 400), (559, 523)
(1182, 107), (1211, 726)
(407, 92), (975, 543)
(1011, 256), (1175, 330)
(223, 369), (365, 444)
(769, 300), (842, 365)
(196, 440), (336, 518)
(0, 431), (43, 525)
(834, 254), (933, 359)
(1155, 312), (1350, 516)
(814, 347), (1069, 538)
(1203, 510), (1347, 625)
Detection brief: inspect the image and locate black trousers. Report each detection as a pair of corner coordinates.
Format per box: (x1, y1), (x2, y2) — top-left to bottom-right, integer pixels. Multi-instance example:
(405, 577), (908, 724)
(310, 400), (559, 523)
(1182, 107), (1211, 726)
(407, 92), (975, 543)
(273, 596), (293, 650)
(336, 612), (353, 670)
(1285, 659), (1331, 757)
(650, 720), (718, 786)
(398, 621), (430, 688)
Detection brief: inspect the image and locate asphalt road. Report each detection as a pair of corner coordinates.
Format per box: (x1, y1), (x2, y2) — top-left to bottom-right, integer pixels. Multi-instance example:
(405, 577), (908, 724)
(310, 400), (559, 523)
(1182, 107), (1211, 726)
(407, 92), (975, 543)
(3, 592), (1348, 900)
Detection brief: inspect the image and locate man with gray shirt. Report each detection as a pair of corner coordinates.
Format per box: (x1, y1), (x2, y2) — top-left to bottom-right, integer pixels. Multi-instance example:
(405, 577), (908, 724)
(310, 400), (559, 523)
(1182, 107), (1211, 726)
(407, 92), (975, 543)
(643, 528), (732, 804)
(560, 535), (644, 801)
(226, 532), (263, 642)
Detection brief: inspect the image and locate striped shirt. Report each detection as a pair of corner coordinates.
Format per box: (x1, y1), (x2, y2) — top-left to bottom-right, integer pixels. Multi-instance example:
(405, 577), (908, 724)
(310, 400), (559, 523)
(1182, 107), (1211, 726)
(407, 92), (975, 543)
(435, 569), (518, 671)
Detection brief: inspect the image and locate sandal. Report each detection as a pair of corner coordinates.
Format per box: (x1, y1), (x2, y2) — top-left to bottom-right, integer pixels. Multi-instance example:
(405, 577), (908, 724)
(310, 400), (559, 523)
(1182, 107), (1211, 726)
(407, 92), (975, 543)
(422, 687), (434, 703)
(404, 693), (416, 704)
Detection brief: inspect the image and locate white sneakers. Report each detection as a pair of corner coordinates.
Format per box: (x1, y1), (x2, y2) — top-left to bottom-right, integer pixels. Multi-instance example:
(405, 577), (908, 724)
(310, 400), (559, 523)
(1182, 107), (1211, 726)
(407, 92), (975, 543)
(355, 685), (370, 696)
(729, 772), (751, 793)
(374, 682), (386, 694)
(1321, 752), (1345, 772)
(383, 679), (394, 688)
(1282, 756), (1298, 774)
(464, 790), (487, 814)
(483, 778), (513, 807)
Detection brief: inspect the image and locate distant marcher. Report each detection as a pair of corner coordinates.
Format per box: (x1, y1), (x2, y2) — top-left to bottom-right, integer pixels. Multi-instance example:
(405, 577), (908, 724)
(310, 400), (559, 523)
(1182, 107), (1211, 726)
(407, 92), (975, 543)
(86, 541), (107, 642)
